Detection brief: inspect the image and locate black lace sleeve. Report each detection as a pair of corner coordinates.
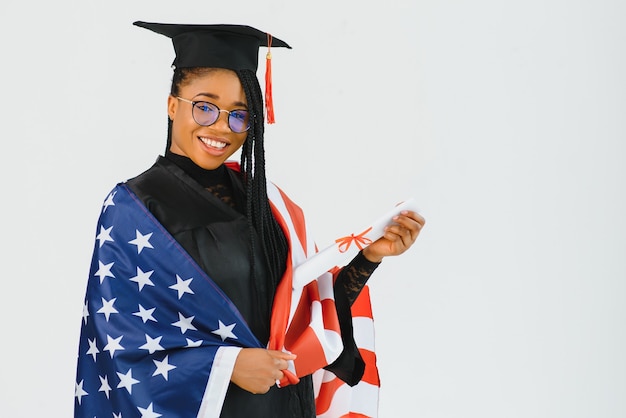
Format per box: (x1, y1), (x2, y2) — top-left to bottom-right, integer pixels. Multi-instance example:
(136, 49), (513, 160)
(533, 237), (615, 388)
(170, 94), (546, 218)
(323, 251), (381, 385)
(335, 251), (381, 306)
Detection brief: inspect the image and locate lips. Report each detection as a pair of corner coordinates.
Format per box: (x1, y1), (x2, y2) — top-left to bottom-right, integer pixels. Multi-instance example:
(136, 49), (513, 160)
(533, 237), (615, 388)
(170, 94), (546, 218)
(199, 136), (228, 149)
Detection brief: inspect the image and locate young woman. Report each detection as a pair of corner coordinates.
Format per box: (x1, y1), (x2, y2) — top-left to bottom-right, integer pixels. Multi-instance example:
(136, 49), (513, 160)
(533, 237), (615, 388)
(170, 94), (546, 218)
(74, 21), (425, 418)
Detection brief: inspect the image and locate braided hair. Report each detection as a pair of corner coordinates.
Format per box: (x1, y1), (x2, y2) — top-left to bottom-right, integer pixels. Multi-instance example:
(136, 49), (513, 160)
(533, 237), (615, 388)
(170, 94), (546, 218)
(168, 67), (288, 306)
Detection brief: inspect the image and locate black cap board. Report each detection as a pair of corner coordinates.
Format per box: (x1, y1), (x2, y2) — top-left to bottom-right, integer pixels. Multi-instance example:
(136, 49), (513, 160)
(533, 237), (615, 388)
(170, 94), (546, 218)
(133, 21), (291, 71)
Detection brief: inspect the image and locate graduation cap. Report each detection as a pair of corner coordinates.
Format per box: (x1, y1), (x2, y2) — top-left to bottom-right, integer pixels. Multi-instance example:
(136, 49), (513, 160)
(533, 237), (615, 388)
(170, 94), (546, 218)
(133, 21), (292, 123)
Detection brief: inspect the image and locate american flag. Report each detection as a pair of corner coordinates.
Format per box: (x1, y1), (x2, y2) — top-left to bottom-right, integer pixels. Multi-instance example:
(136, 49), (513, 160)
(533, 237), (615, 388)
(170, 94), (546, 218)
(76, 178), (380, 417)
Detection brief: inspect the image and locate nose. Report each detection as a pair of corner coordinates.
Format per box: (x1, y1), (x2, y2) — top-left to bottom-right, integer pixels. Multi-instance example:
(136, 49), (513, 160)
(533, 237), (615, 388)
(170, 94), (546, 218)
(212, 110), (232, 131)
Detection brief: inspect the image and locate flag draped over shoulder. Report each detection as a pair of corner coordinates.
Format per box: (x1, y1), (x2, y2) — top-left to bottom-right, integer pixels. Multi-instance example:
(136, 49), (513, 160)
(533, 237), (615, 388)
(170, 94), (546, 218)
(75, 184), (263, 418)
(75, 180), (380, 418)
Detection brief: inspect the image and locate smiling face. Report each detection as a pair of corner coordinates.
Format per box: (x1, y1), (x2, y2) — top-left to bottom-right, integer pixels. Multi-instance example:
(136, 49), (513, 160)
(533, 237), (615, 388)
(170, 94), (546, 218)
(167, 68), (248, 170)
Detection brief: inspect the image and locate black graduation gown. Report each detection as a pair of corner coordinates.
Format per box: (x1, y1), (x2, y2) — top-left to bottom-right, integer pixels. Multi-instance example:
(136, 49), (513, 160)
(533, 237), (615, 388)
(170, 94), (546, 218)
(126, 156), (364, 417)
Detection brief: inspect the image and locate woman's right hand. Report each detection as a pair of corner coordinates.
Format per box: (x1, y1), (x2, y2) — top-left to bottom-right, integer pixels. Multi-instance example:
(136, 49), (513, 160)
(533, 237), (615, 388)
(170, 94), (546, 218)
(230, 348), (297, 394)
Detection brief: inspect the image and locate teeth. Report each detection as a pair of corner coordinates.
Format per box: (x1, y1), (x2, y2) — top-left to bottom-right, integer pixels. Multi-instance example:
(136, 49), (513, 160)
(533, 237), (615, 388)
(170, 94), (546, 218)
(200, 137), (227, 149)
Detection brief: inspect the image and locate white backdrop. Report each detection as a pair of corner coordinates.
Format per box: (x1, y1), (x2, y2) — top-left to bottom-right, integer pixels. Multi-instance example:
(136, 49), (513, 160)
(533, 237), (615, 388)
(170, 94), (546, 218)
(1, 0), (624, 417)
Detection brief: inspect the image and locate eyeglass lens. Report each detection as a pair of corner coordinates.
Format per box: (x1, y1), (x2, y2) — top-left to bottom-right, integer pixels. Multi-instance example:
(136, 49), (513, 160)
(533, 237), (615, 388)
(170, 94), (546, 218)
(192, 101), (250, 133)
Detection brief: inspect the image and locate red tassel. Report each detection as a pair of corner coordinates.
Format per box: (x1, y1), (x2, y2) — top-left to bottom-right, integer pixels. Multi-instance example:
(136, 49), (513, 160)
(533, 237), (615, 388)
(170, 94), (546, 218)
(265, 33), (275, 124)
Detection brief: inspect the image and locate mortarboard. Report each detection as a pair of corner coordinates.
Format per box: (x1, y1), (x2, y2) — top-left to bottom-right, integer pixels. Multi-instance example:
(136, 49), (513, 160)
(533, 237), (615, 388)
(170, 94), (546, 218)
(133, 21), (292, 123)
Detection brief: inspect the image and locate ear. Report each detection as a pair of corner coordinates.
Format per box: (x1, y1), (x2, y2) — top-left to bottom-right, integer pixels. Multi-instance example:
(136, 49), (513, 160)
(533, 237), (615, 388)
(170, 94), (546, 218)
(167, 95), (178, 120)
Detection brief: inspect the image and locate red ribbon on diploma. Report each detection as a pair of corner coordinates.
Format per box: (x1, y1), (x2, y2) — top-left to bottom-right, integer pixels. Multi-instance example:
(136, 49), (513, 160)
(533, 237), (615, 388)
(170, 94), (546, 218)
(335, 227), (373, 253)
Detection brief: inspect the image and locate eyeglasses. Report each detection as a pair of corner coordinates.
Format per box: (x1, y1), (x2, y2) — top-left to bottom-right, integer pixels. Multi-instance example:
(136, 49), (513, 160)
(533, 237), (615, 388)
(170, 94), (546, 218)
(176, 97), (250, 133)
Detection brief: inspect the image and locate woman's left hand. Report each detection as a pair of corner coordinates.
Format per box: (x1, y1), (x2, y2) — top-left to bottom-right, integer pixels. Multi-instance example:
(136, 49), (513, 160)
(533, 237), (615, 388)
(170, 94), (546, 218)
(362, 210), (425, 263)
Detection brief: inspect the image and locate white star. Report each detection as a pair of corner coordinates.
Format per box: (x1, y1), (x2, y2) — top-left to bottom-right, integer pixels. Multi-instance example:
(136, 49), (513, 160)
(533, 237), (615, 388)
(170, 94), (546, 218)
(117, 368), (140, 394)
(139, 334), (164, 354)
(133, 304), (157, 323)
(138, 403), (162, 418)
(98, 374), (112, 399)
(169, 275), (195, 299)
(185, 338), (203, 348)
(95, 261), (115, 284)
(153, 355), (176, 381)
(102, 191), (116, 213)
(129, 230), (154, 254)
(103, 335), (124, 358)
(129, 267), (155, 291)
(82, 301), (89, 325)
(86, 338), (100, 361)
(212, 320), (238, 342)
(171, 312), (197, 334)
(97, 297), (119, 322)
(75, 379), (88, 405)
(96, 225), (114, 248)
(113, 413), (122, 418)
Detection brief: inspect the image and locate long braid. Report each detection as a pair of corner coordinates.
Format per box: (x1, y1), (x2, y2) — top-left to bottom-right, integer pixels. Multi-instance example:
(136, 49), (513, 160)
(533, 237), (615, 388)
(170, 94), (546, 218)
(166, 117), (172, 153)
(236, 69), (288, 298)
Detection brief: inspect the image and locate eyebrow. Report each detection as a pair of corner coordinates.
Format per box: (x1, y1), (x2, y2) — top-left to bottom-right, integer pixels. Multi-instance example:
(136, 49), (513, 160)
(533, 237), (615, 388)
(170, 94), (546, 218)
(193, 92), (248, 108)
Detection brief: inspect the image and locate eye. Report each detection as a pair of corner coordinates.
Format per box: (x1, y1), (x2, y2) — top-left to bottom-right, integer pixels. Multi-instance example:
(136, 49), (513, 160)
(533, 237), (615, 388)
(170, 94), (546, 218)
(195, 102), (218, 114)
(230, 110), (249, 122)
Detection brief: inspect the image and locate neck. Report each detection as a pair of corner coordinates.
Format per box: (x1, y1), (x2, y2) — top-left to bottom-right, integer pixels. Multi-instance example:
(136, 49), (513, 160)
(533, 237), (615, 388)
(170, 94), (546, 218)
(164, 150), (227, 188)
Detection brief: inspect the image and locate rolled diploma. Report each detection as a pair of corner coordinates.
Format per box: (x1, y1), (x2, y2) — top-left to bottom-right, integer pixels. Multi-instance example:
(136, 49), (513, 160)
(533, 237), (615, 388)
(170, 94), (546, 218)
(292, 198), (420, 289)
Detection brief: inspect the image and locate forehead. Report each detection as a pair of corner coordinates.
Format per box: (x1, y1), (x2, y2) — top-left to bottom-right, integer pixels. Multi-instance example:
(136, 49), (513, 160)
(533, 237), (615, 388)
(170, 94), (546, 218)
(180, 69), (246, 102)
